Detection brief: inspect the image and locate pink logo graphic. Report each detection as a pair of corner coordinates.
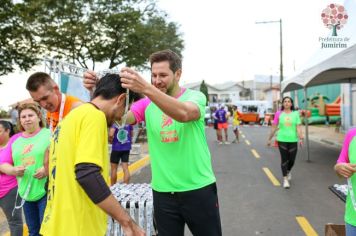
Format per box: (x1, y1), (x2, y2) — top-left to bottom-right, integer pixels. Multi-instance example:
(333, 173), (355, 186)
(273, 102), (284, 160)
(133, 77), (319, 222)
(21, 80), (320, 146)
(161, 114), (173, 128)
(321, 3), (348, 36)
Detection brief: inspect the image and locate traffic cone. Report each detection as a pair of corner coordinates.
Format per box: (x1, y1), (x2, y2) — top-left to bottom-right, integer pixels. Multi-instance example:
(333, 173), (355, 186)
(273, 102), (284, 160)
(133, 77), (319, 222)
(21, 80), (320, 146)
(273, 140), (278, 147)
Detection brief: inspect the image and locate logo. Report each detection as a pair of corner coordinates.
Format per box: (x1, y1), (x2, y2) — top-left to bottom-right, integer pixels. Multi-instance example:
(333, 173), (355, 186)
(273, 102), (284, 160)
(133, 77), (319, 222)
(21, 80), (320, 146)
(161, 114), (173, 128)
(321, 3), (348, 36)
(319, 3), (350, 49)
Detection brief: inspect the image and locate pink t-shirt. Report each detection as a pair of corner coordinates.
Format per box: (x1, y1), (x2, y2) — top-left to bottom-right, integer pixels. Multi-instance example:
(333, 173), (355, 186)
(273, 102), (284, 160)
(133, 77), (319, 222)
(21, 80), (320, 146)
(337, 128), (356, 164)
(130, 88), (187, 123)
(130, 97), (151, 123)
(0, 133), (21, 198)
(273, 110), (282, 125)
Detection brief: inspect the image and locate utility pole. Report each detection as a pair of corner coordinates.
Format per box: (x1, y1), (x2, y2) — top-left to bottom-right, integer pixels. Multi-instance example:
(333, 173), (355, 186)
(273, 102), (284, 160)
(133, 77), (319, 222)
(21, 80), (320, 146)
(255, 19), (283, 100)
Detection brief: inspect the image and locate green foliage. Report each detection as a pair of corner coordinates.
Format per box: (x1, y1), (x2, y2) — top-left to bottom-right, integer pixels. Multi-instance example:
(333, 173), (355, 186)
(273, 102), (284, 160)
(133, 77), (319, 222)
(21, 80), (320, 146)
(18, 0), (184, 70)
(0, 0), (41, 76)
(0, 109), (9, 118)
(200, 80), (209, 105)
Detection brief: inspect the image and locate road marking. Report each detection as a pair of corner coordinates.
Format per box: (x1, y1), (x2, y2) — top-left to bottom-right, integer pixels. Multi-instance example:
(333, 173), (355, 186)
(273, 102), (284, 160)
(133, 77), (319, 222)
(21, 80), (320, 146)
(296, 216), (318, 236)
(245, 140), (250, 145)
(4, 225), (28, 236)
(251, 149), (260, 159)
(262, 167), (280, 186)
(116, 155), (150, 181)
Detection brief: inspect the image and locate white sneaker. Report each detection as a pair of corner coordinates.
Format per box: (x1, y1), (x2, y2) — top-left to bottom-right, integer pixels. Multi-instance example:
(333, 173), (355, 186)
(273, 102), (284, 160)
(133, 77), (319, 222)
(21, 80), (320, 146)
(218, 142), (223, 145)
(224, 141), (230, 145)
(283, 178), (290, 189)
(287, 172), (292, 181)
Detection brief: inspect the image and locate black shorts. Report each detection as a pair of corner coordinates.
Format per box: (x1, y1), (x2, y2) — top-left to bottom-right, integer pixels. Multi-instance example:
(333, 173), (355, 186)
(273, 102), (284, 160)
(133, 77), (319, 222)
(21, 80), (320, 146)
(110, 150), (130, 164)
(153, 183), (222, 236)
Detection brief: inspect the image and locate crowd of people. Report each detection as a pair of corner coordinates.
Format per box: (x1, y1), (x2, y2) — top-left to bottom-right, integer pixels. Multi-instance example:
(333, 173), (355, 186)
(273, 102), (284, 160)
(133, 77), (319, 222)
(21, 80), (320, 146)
(0, 48), (355, 236)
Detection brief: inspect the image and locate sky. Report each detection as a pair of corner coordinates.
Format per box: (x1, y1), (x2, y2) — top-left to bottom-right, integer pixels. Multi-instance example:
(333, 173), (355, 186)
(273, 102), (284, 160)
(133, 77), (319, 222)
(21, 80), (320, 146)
(0, 0), (352, 109)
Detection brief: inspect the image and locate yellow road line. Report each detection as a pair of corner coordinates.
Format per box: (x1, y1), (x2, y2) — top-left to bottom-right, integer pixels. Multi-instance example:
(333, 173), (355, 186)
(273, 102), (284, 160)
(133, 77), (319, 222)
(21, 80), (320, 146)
(245, 140), (250, 145)
(251, 149), (260, 159)
(4, 225), (28, 236)
(116, 155), (150, 181)
(262, 167), (280, 186)
(296, 216), (318, 236)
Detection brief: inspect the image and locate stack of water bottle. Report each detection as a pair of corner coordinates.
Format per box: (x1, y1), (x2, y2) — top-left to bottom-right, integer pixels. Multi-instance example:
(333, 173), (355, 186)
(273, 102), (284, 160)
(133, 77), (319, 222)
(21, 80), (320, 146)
(106, 183), (155, 236)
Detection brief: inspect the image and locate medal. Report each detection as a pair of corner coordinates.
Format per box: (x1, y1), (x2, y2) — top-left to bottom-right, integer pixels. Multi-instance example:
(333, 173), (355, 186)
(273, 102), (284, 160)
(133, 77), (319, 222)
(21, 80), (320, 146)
(117, 128), (128, 143)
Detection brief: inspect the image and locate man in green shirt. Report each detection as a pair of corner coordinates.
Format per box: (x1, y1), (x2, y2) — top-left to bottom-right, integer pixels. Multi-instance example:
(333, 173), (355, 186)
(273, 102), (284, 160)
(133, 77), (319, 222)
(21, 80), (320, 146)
(84, 50), (222, 236)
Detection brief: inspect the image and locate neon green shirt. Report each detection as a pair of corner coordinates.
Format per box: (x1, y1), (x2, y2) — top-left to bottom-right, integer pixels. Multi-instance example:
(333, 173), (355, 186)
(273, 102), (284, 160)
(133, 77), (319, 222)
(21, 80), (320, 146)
(276, 111), (301, 142)
(345, 137), (356, 226)
(145, 89), (216, 192)
(12, 128), (50, 201)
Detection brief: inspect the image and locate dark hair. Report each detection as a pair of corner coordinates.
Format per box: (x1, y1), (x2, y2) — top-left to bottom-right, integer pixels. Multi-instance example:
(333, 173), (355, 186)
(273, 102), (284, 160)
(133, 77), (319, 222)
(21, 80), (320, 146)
(0, 120), (15, 137)
(93, 73), (142, 103)
(26, 72), (55, 92)
(281, 96), (295, 111)
(149, 49), (182, 73)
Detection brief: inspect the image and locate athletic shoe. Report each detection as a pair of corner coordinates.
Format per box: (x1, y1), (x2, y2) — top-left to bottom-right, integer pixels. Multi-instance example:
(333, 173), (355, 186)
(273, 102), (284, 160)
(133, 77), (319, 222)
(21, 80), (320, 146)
(218, 142), (223, 145)
(231, 139), (237, 143)
(287, 172), (292, 181)
(283, 178), (290, 189)
(224, 141), (230, 145)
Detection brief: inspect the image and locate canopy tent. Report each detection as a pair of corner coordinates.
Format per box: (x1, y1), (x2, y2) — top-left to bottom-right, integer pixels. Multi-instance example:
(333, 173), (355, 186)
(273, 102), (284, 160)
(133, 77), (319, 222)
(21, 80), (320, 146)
(280, 44), (356, 162)
(282, 43), (356, 93)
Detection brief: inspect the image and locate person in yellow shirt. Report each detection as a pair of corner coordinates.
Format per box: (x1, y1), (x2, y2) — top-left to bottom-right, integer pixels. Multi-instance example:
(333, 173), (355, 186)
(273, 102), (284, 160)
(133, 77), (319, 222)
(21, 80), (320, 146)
(232, 105), (241, 143)
(40, 74), (144, 236)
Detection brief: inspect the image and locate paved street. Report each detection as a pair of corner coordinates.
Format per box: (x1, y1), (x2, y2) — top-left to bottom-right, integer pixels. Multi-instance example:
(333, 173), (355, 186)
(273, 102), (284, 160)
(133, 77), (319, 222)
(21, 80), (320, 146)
(132, 125), (346, 236)
(0, 125), (347, 235)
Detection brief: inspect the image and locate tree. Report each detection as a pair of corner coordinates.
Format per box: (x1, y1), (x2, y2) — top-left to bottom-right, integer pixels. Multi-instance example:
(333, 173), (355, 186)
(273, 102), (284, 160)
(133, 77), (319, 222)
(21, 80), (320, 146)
(321, 3), (348, 36)
(20, 0), (184, 70)
(200, 80), (209, 105)
(0, 0), (41, 76)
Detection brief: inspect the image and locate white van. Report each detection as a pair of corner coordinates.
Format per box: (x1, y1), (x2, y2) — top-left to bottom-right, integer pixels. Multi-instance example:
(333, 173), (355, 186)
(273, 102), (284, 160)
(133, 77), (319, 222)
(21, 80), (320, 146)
(233, 100), (272, 124)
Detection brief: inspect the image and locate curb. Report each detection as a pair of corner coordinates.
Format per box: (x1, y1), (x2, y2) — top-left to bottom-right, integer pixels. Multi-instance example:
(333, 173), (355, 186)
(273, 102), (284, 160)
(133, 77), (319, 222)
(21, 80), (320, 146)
(309, 136), (342, 149)
(116, 155), (150, 181)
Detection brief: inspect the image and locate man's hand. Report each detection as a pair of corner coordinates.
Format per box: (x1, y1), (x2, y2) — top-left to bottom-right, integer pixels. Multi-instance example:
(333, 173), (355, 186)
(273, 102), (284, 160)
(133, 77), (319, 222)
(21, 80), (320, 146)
(121, 221), (146, 236)
(120, 67), (151, 94)
(334, 163), (356, 178)
(83, 70), (98, 91)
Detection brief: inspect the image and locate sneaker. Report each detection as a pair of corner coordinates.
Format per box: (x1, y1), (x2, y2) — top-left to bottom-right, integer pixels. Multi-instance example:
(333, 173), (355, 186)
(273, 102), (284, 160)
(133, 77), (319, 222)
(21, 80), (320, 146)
(231, 139), (237, 143)
(283, 178), (290, 189)
(218, 142), (223, 145)
(287, 172), (292, 181)
(224, 141), (230, 145)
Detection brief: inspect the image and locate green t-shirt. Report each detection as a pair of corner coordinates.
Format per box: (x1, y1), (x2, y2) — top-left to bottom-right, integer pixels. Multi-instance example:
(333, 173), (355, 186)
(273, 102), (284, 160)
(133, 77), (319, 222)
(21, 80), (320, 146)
(276, 111), (301, 142)
(12, 128), (50, 201)
(345, 137), (356, 226)
(145, 89), (216, 192)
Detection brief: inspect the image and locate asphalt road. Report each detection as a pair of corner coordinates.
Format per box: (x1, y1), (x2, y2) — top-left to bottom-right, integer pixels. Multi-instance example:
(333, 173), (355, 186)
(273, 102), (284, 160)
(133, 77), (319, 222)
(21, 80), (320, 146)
(0, 125), (346, 236)
(132, 125), (346, 236)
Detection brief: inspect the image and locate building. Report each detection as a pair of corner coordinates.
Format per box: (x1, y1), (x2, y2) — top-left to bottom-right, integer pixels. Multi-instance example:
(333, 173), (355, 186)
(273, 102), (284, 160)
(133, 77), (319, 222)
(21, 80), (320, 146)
(182, 81), (248, 103)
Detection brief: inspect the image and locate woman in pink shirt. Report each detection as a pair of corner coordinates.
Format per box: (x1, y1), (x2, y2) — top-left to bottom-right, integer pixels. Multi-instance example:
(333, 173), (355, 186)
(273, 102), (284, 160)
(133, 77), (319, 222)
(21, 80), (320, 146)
(0, 120), (23, 236)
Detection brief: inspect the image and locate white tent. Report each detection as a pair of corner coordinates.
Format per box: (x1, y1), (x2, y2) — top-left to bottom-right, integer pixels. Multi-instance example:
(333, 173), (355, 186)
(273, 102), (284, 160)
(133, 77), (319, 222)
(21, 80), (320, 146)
(282, 43), (356, 93)
(281, 44), (356, 162)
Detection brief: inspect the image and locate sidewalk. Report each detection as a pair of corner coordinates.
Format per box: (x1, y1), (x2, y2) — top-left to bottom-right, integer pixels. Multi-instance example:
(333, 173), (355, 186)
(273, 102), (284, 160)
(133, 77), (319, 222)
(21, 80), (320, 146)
(306, 125), (345, 149)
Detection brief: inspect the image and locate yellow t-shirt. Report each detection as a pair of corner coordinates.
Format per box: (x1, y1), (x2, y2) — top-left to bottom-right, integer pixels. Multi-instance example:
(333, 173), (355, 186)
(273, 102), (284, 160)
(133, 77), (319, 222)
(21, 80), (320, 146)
(40, 103), (109, 236)
(233, 110), (240, 126)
